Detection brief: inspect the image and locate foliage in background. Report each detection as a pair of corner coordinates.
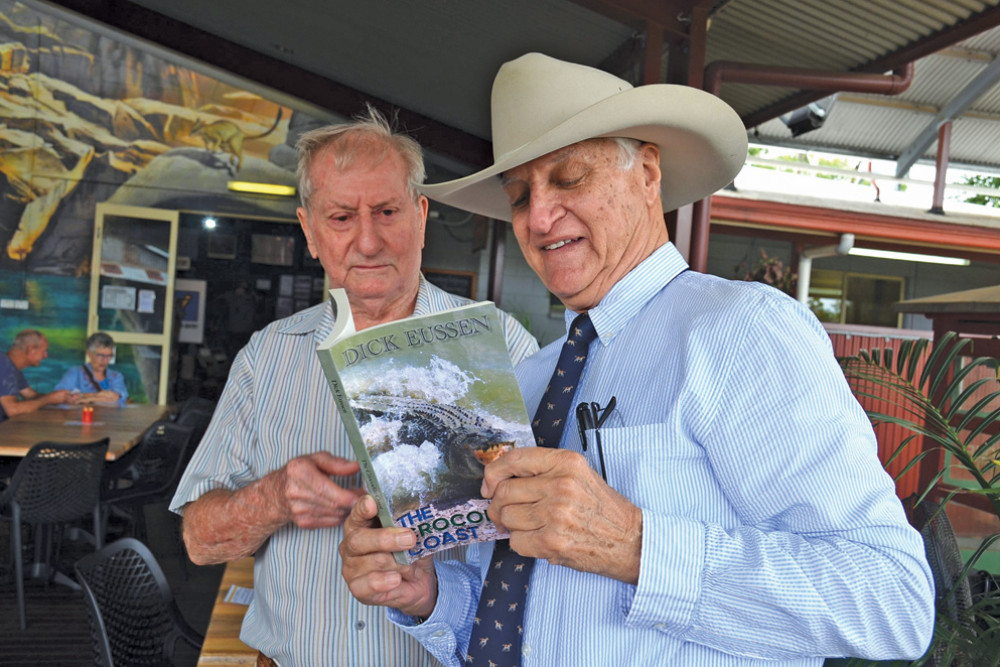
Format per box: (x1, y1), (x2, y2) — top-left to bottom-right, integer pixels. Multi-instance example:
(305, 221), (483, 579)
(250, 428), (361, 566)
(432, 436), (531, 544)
(807, 295), (841, 323)
(838, 334), (1000, 666)
(734, 248), (797, 295)
(746, 147), (873, 186)
(964, 175), (1000, 209)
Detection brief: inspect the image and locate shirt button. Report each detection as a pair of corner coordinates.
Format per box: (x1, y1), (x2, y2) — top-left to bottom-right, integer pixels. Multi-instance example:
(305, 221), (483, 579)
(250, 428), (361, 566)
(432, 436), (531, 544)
(433, 630), (445, 637)
(355, 620), (366, 630)
(522, 643), (532, 656)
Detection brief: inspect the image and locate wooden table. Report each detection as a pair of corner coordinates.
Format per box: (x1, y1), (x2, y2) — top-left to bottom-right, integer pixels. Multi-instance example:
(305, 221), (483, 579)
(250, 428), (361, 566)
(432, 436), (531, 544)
(198, 557), (257, 666)
(0, 403), (169, 460)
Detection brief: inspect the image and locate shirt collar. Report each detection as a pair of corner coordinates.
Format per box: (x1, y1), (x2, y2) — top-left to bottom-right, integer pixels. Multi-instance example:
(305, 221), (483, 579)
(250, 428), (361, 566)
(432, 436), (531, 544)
(412, 274), (439, 318)
(275, 275), (433, 339)
(276, 300), (332, 337)
(565, 242), (688, 344)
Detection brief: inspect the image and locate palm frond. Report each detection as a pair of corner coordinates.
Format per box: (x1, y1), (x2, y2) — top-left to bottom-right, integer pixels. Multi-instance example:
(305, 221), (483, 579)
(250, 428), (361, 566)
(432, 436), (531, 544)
(839, 334), (1000, 667)
(841, 336), (1000, 514)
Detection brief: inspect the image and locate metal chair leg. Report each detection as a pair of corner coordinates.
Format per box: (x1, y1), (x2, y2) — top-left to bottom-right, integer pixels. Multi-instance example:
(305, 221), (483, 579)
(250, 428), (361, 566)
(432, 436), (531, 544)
(93, 504), (103, 550)
(13, 506), (25, 630)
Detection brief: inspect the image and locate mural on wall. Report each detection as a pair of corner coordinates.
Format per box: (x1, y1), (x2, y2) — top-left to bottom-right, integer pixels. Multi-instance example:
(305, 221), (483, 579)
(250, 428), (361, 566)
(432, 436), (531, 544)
(0, 0), (324, 396)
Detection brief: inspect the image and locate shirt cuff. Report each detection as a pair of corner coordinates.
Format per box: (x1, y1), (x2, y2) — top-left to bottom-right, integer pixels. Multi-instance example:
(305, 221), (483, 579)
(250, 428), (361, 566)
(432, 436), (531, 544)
(388, 559), (479, 665)
(626, 511), (705, 632)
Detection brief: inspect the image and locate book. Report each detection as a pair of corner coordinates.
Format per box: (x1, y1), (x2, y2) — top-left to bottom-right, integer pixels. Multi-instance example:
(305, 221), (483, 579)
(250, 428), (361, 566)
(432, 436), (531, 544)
(316, 288), (534, 564)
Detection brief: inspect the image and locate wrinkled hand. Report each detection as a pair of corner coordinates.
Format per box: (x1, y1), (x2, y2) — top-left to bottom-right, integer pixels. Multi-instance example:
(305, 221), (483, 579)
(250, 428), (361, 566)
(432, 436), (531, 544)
(77, 390), (117, 405)
(280, 452), (364, 529)
(340, 495), (437, 618)
(482, 447), (643, 584)
(93, 390), (121, 403)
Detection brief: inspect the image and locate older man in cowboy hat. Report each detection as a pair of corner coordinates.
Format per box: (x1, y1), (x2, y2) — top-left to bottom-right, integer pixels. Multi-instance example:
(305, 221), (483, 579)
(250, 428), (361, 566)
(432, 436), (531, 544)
(340, 54), (934, 666)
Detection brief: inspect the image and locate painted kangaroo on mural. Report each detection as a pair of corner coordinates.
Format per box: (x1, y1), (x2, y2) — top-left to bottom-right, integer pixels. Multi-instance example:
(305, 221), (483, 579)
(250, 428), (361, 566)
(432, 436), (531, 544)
(190, 108), (283, 171)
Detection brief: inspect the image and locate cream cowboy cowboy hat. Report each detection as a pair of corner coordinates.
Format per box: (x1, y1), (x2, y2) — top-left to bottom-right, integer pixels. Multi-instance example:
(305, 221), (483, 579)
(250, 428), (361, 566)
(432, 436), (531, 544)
(420, 52), (748, 222)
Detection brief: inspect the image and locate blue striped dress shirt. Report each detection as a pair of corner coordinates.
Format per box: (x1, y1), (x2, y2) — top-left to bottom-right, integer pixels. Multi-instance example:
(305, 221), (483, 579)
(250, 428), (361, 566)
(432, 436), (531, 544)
(171, 277), (538, 666)
(395, 243), (934, 666)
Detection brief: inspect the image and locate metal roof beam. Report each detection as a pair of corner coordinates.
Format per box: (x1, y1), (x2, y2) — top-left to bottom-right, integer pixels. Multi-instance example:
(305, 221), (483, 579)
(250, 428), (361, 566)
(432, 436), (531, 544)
(895, 55), (1000, 177)
(742, 5), (1000, 130)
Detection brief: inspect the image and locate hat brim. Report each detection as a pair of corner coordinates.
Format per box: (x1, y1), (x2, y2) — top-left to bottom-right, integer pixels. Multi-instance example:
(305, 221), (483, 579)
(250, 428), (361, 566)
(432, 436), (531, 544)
(420, 84), (748, 222)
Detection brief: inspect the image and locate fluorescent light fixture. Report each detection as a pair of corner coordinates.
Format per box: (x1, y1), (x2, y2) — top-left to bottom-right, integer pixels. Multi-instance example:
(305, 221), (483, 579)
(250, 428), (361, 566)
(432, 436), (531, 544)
(227, 181), (297, 197)
(847, 247), (970, 266)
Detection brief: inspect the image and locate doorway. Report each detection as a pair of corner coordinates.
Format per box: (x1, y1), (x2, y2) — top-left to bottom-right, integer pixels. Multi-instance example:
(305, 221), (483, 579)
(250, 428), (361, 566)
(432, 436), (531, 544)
(172, 212), (327, 401)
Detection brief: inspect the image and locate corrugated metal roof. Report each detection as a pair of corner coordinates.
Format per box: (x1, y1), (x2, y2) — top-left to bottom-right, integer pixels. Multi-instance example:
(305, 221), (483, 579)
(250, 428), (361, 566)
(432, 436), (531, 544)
(725, 1), (1000, 170)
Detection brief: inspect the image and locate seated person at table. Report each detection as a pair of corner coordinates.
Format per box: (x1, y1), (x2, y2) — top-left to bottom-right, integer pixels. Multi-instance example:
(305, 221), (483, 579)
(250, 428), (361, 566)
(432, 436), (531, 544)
(55, 332), (128, 406)
(1, 329), (77, 423)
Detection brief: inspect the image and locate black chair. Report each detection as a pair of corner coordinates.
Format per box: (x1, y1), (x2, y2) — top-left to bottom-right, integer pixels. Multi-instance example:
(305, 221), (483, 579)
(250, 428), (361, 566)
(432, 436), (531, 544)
(173, 407), (213, 467)
(906, 494), (977, 667)
(173, 396), (217, 420)
(0, 437), (109, 629)
(101, 421), (195, 542)
(74, 537), (203, 666)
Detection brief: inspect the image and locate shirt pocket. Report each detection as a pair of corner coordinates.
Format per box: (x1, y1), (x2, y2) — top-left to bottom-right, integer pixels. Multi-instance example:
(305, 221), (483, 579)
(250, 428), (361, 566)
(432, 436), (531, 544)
(596, 423), (710, 517)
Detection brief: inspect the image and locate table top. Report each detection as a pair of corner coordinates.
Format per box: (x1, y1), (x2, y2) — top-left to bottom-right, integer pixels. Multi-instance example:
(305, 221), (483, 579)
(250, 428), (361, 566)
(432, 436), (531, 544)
(0, 403), (170, 460)
(198, 557), (256, 666)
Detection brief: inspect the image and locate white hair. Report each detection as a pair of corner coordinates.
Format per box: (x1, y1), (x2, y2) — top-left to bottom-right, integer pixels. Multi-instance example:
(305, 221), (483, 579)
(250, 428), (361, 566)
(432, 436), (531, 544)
(295, 104), (425, 211)
(613, 137), (643, 170)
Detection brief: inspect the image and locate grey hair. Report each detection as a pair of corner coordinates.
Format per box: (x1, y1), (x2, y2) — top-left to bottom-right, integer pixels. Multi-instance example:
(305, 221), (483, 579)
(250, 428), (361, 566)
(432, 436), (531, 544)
(295, 104), (426, 211)
(613, 137), (643, 170)
(86, 331), (115, 352)
(11, 329), (44, 350)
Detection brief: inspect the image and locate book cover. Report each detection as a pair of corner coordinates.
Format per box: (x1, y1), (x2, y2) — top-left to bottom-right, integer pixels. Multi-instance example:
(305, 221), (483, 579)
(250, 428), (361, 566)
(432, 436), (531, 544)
(316, 289), (534, 564)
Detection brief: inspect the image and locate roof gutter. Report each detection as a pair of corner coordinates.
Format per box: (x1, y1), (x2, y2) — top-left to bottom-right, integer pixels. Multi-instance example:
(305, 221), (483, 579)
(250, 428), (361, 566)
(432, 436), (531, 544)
(703, 61), (914, 98)
(688, 61), (914, 273)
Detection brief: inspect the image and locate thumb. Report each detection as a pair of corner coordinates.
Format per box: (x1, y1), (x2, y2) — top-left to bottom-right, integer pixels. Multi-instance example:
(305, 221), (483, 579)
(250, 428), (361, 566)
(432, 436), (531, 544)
(314, 451), (362, 476)
(347, 494), (380, 527)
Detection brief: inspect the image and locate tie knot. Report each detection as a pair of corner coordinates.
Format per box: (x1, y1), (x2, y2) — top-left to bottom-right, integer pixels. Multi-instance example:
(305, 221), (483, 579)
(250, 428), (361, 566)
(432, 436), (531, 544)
(569, 313), (597, 346)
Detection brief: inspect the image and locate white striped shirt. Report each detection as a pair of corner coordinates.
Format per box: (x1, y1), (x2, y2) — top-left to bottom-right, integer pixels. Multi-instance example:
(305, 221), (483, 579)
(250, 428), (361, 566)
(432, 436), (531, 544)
(170, 277), (538, 667)
(397, 243), (934, 666)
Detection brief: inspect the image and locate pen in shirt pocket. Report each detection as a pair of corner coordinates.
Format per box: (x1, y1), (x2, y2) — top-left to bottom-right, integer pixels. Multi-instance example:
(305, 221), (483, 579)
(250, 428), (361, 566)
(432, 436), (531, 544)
(575, 396), (616, 482)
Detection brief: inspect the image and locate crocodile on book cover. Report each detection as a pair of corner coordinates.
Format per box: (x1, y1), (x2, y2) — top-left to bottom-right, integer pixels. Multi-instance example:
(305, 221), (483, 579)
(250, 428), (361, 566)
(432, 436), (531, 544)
(316, 289), (534, 564)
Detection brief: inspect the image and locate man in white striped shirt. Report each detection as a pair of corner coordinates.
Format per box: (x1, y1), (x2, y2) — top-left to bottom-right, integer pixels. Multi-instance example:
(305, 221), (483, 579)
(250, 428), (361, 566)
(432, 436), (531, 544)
(170, 108), (537, 666)
(340, 54), (934, 666)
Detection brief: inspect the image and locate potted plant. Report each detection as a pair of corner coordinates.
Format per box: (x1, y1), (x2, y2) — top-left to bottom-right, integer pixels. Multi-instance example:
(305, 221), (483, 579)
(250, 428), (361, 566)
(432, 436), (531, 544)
(734, 248), (797, 295)
(836, 333), (1000, 666)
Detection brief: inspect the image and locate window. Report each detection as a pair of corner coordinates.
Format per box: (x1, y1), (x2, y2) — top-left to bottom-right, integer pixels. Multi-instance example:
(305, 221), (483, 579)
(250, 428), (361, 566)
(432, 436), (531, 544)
(251, 234), (296, 266)
(808, 269), (903, 327)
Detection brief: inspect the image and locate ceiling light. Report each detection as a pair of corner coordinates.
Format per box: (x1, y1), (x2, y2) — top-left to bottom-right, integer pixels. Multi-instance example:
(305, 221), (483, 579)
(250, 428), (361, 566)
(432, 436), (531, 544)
(227, 181), (297, 197)
(847, 247), (970, 266)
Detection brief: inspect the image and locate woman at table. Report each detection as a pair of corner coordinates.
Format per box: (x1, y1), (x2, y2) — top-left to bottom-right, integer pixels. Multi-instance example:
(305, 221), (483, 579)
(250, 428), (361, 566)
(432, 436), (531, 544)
(55, 332), (128, 406)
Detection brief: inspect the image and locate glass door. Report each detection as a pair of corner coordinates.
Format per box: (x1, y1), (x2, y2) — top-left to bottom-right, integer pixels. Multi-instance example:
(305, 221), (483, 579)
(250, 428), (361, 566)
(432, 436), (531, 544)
(89, 204), (179, 405)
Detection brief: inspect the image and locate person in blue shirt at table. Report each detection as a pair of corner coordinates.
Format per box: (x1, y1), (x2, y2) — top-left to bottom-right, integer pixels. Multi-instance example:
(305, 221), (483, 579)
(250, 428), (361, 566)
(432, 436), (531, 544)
(55, 331), (128, 406)
(340, 53), (935, 666)
(1, 329), (77, 423)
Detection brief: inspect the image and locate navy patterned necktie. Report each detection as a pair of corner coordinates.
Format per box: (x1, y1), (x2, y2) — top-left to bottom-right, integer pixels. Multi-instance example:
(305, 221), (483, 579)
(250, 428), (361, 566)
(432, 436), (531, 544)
(464, 313), (597, 666)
